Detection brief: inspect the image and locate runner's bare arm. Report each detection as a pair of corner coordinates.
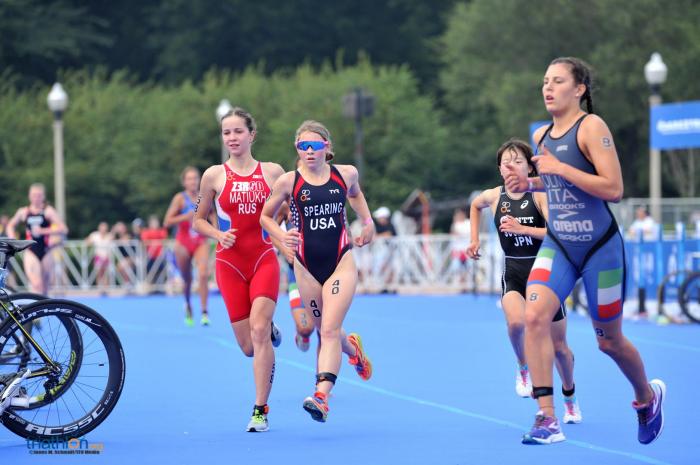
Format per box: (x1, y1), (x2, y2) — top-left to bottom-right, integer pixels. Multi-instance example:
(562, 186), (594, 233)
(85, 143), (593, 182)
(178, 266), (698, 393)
(193, 166), (233, 247)
(163, 194), (188, 228)
(339, 165), (374, 247)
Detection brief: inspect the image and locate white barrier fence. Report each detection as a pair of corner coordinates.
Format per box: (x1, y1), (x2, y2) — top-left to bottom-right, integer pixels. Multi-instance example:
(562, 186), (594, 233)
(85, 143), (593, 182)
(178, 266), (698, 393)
(5, 235), (505, 296)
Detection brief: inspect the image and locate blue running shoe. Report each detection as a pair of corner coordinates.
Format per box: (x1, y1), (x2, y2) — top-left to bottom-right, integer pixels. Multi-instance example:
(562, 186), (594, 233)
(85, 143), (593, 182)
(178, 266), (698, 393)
(634, 379), (666, 444)
(522, 411), (566, 445)
(271, 321), (282, 348)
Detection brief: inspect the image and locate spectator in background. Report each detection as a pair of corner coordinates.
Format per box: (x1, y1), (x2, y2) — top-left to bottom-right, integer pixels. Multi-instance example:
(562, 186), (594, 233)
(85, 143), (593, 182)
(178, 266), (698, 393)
(141, 214), (168, 287)
(372, 206), (396, 292)
(691, 210), (700, 239)
(86, 222), (112, 288)
(373, 206), (396, 237)
(449, 207), (471, 286)
(131, 218), (144, 240)
(111, 221), (134, 285)
(628, 207), (659, 241)
(0, 214), (9, 237)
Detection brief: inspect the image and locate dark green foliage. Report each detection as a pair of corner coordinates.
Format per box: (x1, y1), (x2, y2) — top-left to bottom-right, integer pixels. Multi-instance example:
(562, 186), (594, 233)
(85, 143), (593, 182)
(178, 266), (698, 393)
(0, 61), (447, 236)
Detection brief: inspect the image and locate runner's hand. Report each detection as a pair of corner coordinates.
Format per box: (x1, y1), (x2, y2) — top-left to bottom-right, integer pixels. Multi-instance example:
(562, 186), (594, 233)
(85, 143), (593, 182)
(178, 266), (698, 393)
(503, 164), (528, 193)
(498, 215), (523, 235)
(218, 228), (237, 248)
(532, 146), (561, 175)
(284, 228), (300, 252)
(354, 222), (375, 247)
(467, 241), (481, 260)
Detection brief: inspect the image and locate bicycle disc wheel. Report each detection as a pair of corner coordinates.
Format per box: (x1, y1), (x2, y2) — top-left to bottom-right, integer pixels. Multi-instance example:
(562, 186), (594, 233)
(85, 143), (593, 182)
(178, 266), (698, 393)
(679, 272), (700, 323)
(0, 299), (125, 440)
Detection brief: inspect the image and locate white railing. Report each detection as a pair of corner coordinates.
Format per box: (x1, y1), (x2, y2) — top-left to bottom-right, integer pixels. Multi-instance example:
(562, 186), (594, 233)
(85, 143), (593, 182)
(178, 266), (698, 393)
(5, 235), (505, 295)
(353, 234), (503, 294)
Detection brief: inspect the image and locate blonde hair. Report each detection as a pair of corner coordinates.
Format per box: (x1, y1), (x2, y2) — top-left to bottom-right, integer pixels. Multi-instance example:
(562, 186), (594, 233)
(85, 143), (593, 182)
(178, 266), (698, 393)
(29, 183), (45, 193)
(295, 120), (335, 161)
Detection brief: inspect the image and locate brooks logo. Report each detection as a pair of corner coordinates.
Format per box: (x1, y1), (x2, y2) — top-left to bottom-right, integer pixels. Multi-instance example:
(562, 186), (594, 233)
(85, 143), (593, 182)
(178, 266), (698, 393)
(556, 145), (568, 152)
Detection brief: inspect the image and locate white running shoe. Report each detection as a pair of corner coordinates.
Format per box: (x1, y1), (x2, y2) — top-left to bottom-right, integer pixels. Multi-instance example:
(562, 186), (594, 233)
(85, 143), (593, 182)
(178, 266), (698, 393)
(246, 405), (270, 432)
(516, 366), (533, 398)
(563, 396), (583, 424)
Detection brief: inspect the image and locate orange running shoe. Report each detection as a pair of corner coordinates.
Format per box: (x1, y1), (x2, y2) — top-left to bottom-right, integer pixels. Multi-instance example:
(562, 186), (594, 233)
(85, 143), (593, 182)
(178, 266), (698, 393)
(303, 391), (329, 422)
(347, 333), (372, 381)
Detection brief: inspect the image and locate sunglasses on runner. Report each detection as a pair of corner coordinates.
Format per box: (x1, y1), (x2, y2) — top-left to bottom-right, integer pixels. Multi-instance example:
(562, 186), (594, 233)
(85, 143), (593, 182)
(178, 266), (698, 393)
(295, 140), (328, 151)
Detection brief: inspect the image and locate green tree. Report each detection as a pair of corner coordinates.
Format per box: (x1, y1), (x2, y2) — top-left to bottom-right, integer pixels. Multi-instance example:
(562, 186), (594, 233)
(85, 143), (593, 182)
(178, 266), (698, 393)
(440, 0), (700, 197)
(6, 0), (456, 92)
(0, 59), (448, 237)
(0, 0), (110, 85)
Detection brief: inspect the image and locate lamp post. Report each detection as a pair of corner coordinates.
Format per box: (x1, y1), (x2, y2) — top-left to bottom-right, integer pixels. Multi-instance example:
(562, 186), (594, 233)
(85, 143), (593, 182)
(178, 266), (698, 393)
(342, 88), (375, 180)
(216, 99), (233, 163)
(644, 52), (667, 223)
(47, 83), (68, 223)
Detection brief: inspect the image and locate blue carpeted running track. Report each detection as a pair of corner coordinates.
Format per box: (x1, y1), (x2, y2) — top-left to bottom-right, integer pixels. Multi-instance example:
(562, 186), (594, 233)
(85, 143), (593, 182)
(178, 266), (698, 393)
(0, 293), (696, 464)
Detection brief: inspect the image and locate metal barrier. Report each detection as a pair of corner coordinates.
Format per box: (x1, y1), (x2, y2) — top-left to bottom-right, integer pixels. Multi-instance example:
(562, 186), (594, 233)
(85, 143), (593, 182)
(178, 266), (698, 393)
(12, 228), (697, 299)
(6, 235), (505, 295)
(353, 234), (502, 294)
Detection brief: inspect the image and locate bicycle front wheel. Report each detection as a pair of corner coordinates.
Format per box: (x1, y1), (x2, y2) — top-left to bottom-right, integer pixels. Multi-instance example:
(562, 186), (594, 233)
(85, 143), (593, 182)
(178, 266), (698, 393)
(679, 272), (700, 323)
(0, 299), (125, 440)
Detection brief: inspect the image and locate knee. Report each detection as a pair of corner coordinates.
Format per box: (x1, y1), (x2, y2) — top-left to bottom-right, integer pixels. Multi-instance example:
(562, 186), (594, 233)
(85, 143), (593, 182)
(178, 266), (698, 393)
(524, 307), (549, 331)
(250, 321), (270, 345)
(319, 326), (341, 342)
(552, 340), (570, 358)
(597, 336), (623, 358)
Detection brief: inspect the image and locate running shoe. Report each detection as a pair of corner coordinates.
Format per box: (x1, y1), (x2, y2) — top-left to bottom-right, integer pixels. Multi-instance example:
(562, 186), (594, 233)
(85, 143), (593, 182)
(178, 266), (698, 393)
(200, 313), (210, 326)
(563, 395), (583, 424)
(295, 333), (310, 352)
(347, 333), (372, 381)
(521, 411), (566, 445)
(634, 379), (666, 444)
(184, 305), (194, 327)
(246, 405), (269, 432)
(515, 366), (532, 398)
(271, 322), (282, 347)
(302, 391), (329, 423)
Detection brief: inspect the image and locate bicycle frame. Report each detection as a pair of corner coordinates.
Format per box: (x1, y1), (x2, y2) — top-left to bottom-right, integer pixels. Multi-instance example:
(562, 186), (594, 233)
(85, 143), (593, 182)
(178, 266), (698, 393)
(0, 291), (61, 379)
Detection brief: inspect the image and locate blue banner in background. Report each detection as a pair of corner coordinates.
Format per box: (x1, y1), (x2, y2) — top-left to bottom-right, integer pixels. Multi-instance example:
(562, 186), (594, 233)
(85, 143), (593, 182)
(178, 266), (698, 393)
(624, 234), (700, 297)
(529, 120), (550, 150)
(650, 101), (700, 150)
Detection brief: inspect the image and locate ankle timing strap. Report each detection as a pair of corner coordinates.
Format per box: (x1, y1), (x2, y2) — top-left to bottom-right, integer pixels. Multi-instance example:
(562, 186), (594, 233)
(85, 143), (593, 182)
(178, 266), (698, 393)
(562, 384), (575, 397)
(532, 386), (553, 399)
(316, 372), (337, 385)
